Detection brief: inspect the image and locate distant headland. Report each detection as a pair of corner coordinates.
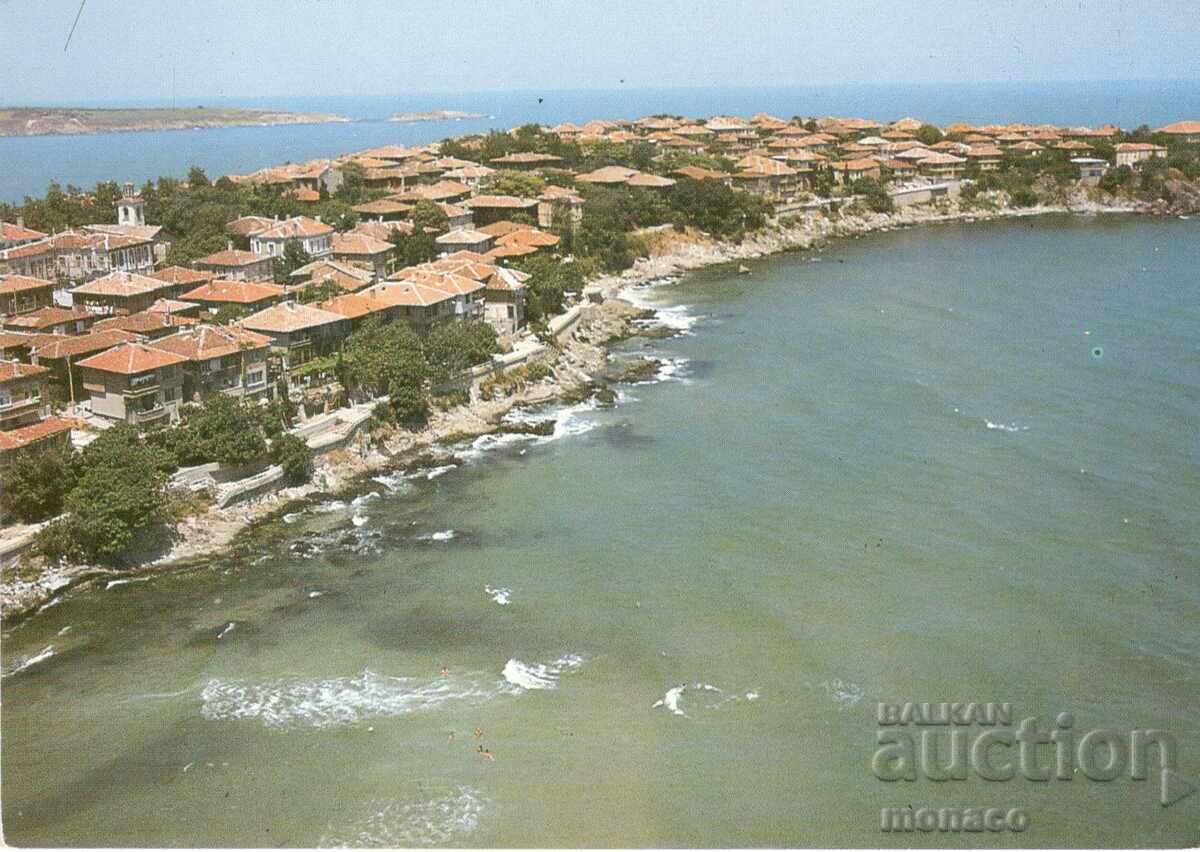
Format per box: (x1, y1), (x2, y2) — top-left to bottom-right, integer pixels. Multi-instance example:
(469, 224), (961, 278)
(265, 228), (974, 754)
(388, 110), (487, 123)
(0, 107), (352, 137)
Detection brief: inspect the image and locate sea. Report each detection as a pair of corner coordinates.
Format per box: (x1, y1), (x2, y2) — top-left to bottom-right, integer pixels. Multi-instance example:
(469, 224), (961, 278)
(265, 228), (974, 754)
(2, 214), (1197, 847)
(2, 79), (1199, 203)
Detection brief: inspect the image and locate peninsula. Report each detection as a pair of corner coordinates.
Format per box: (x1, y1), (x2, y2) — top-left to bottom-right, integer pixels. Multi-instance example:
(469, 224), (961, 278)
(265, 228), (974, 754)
(0, 107), (352, 137)
(388, 110), (487, 123)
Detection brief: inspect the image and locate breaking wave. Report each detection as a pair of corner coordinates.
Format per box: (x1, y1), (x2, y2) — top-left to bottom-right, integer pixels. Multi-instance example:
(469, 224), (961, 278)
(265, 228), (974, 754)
(199, 669), (504, 729)
(985, 419), (1029, 433)
(501, 654), (583, 690)
(319, 786), (486, 847)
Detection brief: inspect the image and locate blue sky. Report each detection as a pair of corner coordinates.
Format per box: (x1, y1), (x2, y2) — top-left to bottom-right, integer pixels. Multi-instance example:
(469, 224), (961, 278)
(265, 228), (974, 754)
(2, 0), (1197, 103)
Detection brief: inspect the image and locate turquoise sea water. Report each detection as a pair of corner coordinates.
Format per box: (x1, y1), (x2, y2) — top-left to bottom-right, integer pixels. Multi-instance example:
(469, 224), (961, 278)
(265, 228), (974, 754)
(3, 80), (1200, 202)
(2, 215), (1198, 847)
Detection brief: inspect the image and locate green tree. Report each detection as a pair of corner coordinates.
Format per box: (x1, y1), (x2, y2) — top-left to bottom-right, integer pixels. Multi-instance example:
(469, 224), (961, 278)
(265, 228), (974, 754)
(852, 177), (894, 213)
(915, 124), (944, 145)
(511, 254), (583, 321)
(271, 433), (311, 485)
(422, 320), (499, 382)
(342, 318), (428, 397)
(187, 166), (211, 187)
(273, 237), (312, 284)
(42, 425), (169, 563)
(410, 199), (450, 233)
(482, 170), (545, 198)
(1, 447), (76, 524)
(334, 162), (368, 204)
(172, 394), (270, 467)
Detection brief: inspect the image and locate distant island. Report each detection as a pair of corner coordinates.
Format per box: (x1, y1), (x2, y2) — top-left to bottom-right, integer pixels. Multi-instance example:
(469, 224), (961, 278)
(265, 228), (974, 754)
(388, 110), (487, 123)
(0, 107), (351, 137)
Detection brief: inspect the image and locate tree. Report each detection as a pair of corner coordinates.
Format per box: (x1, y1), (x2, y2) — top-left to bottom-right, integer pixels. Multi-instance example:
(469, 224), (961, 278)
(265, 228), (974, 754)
(273, 237), (312, 284)
(1, 447), (76, 524)
(334, 162), (368, 204)
(298, 278), (343, 304)
(511, 253), (583, 321)
(187, 166), (211, 187)
(170, 394), (269, 467)
(852, 177), (894, 213)
(342, 318), (427, 397)
(42, 425), (169, 563)
(403, 230), (437, 266)
(915, 124), (944, 146)
(410, 199), (450, 233)
(667, 178), (770, 238)
(271, 433), (311, 485)
(482, 170), (544, 198)
(422, 320), (499, 382)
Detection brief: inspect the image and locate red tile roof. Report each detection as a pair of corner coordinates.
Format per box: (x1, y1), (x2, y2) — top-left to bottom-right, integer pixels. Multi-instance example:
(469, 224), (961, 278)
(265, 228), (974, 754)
(194, 249), (266, 267)
(0, 360), (49, 382)
(0, 275), (53, 295)
(241, 301), (346, 334)
(150, 324), (271, 360)
(71, 270), (168, 298)
(76, 341), (187, 374)
(181, 280), (284, 305)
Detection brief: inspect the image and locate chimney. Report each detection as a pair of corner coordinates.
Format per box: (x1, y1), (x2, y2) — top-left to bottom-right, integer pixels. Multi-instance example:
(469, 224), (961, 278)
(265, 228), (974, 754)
(16, 216), (23, 229)
(315, 215), (322, 223)
(226, 239), (233, 252)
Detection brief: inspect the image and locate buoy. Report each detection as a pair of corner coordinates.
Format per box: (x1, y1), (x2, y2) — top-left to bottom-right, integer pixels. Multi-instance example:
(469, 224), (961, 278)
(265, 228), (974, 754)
(737, 264), (750, 275)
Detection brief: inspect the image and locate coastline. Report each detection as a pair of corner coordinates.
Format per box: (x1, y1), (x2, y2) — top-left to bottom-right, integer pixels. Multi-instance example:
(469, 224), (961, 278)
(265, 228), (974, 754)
(0, 108), (352, 138)
(0, 196), (1181, 622)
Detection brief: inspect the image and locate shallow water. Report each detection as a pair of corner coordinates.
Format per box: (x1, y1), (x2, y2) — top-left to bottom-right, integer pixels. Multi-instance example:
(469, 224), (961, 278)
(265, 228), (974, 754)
(2, 215), (1198, 847)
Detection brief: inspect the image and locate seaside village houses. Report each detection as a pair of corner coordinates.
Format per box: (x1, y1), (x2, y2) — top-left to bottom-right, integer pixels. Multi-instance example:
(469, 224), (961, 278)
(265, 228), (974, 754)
(0, 110), (1196, 476)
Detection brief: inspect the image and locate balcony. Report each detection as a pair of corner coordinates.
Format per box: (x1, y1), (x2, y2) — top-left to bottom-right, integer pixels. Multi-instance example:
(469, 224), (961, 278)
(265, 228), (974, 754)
(130, 405), (167, 424)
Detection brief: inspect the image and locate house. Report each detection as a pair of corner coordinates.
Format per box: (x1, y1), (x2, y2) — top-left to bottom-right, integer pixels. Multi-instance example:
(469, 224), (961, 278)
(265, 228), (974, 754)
(1114, 142), (1168, 168)
(149, 266), (213, 293)
(966, 145), (1004, 171)
(441, 165), (495, 191)
(82, 222), (170, 267)
(427, 259), (529, 335)
(830, 158), (882, 185)
(0, 275), (54, 316)
(1155, 120), (1200, 144)
(71, 271), (175, 316)
(193, 247), (275, 282)
(331, 233), (395, 280)
(92, 310), (197, 340)
(396, 180), (473, 205)
(322, 280), (458, 332)
(240, 302), (350, 371)
(732, 155), (801, 197)
(917, 152), (967, 180)
(27, 329), (140, 406)
(0, 361), (50, 430)
(489, 152), (565, 171)
(435, 228), (496, 255)
(289, 259), (375, 294)
(464, 195), (540, 227)
(575, 166), (640, 185)
(224, 215), (276, 247)
(351, 198), (414, 223)
(1071, 158), (1110, 185)
(3, 306), (95, 336)
(672, 165), (734, 187)
(0, 219), (46, 251)
(627, 173), (677, 190)
(181, 280), (285, 315)
(388, 269), (486, 322)
(250, 216), (334, 260)
(537, 186), (585, 229)
(147, 298), (203, 319)
(0, 331), (36, 361)
(0, 416), (75, 472)
(75, 342), (187, 425)
(0, 229), (154, 284)
(150, 324), (273, 402)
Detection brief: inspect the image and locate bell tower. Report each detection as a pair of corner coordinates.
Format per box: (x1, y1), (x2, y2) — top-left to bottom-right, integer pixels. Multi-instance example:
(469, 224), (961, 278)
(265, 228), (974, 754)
(117, 182), (145, 227)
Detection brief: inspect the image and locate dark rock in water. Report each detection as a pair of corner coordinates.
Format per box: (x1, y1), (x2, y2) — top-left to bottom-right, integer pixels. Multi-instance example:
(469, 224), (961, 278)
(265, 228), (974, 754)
(403, 452), (462, 475)
(496, 419), (555, 436)
(594, 388), (618, 407)
(608, 358), (661, 384)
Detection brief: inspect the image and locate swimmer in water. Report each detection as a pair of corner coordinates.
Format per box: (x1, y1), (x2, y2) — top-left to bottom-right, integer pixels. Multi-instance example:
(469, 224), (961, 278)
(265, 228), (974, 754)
(474, 727), (483, 739)
(448, 731), (455, 744)
(440, 666), (450, 677)
(482, 748), (495, 761)
(652, 683), (688, 715)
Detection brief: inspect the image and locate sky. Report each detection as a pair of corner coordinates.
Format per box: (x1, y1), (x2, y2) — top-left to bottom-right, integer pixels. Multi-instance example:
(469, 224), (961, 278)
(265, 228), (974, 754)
(1, 0), (1198, 104)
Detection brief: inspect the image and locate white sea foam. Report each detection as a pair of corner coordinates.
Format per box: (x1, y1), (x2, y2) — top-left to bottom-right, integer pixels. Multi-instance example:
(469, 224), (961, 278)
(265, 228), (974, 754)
(417, 464), (457, 481)
(985, 419), (1029, 433)
(351, 491), (380, 507)
(105, 577), (150, 590)
(824, 678), (865, 708)
(3, 645), (54, 678)
(501, 654), (584, 690)
(484, 585), (512, 605)
(371, 471), (411, 493)
(200, 670), (504, 730)
(283, 512), (302, 524)
(351, 513), (369, 528)
(319, 786), (486, 848)
(311, 500), (349, 514)
(417, 529), (455, 542)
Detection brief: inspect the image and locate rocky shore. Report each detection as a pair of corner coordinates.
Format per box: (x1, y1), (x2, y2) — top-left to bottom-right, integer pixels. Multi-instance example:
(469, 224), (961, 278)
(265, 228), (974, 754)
(1, 191), (1193, 621)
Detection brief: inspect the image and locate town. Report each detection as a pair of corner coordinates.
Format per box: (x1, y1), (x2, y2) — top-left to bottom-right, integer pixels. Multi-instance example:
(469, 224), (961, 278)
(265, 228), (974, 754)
(1, 112), (1198, 571)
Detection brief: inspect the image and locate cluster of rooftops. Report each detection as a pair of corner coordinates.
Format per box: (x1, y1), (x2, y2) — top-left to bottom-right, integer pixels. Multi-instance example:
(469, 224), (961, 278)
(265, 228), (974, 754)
(0, 111), (1196, 450)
